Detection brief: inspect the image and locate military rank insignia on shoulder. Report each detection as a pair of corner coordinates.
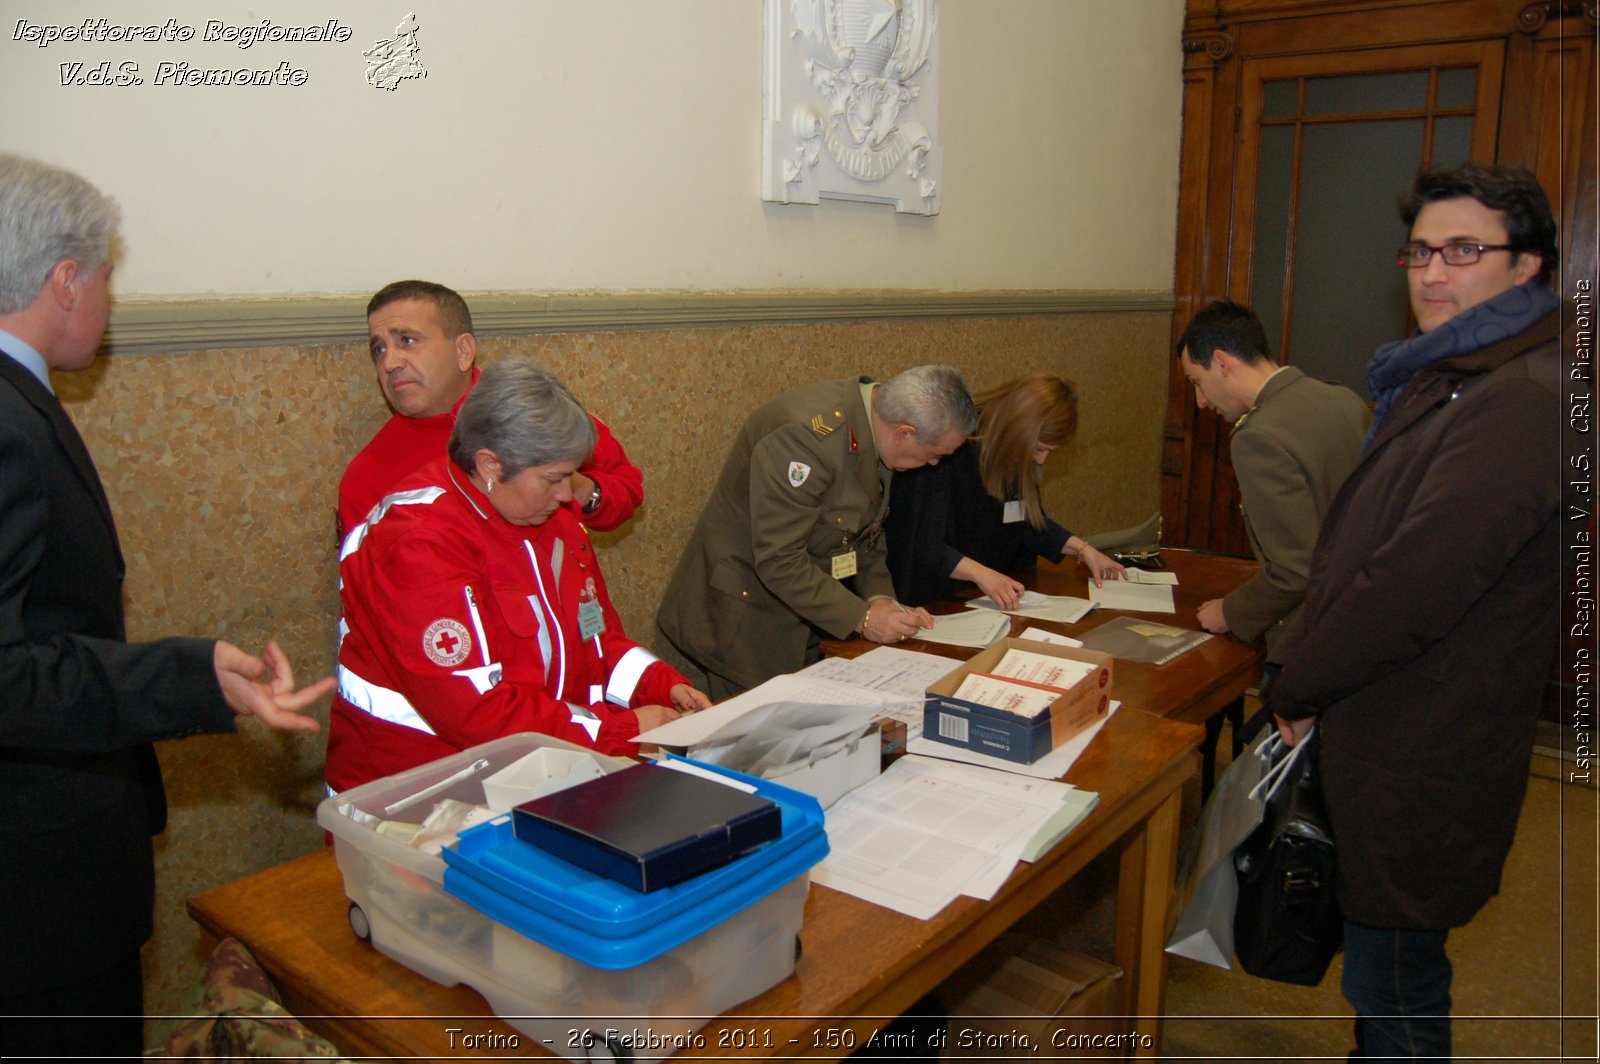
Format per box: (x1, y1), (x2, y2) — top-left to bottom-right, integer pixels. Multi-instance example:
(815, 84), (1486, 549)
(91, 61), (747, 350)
(808, 409), (844, 438)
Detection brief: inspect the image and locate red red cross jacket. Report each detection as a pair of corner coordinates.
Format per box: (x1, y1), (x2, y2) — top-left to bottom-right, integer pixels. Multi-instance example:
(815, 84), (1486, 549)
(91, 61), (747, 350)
(326, 457), (683, 792)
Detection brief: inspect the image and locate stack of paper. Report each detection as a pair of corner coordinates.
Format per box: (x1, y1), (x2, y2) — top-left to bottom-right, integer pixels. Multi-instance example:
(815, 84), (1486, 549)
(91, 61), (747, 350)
(1088, 580), (1176, 613)
(988, 647), (1098, 689)
(793, 646), (962, 742)
(918, 609), (1012, 648)
(951, 673), (1057, 717)
(812, 755), (1099, 919)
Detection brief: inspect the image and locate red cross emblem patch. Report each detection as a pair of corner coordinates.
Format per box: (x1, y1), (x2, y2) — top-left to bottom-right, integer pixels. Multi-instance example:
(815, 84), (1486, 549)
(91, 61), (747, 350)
(422, 618), (472, 667)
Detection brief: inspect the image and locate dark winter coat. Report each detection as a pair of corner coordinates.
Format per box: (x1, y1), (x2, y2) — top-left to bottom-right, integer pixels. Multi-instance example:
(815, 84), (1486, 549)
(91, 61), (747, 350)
(1268, 305), (1563, 929)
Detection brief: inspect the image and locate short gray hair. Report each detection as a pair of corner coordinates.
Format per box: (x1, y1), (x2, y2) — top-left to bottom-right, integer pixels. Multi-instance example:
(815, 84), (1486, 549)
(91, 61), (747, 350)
(449, 357), (596, 476)
(876, 364), (978, 440)
(0, 154), (120, 315)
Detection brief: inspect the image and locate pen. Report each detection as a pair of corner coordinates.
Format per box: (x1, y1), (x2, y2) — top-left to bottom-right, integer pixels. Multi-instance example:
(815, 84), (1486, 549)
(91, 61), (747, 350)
(384, 757), (491, 816)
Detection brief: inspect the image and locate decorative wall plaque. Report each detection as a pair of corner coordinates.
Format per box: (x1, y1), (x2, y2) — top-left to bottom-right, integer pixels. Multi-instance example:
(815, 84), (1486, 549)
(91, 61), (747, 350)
(762, 0), (942, 215)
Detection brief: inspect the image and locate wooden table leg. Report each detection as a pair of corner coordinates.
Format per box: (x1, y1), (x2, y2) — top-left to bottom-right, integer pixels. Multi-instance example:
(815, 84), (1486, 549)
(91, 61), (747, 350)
(1224, 696), (1245, 757)
(1200, 712), (1223, 797)
(1114, 785), (1184, 1058)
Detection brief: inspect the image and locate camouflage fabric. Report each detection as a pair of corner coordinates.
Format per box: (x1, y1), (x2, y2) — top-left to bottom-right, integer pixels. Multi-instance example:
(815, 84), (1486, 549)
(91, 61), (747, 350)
(156, 937), (354, 1061)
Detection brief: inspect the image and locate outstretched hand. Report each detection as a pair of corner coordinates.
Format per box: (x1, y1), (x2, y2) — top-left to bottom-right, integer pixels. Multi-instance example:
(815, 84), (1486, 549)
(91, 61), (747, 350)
(214, 640), (333, 733)
(1076, 544), (1128, 587)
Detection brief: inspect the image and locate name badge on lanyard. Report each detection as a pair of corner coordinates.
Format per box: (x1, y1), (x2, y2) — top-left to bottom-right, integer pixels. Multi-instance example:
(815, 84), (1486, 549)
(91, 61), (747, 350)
(576, 577), (606, 640)
(1003, 500), (1024, 524)
(831, 550), (858, 579)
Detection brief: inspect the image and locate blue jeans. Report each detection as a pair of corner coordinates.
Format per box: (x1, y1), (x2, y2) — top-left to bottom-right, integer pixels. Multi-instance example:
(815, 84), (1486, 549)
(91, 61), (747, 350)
(1341, 922), (1452, 1060)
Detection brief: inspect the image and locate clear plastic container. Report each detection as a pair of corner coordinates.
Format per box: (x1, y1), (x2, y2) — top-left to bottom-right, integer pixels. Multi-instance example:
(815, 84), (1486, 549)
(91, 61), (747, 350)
(316, 734), (821, 1061)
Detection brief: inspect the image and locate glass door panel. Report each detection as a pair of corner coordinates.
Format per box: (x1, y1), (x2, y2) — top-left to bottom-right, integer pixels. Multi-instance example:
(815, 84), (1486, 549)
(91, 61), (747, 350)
(1231, 44), (1504, 395)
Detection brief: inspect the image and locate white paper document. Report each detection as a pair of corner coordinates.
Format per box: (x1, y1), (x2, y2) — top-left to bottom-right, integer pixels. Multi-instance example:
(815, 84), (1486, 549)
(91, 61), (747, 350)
(952, 673), (1057, 717)
(989, 647), (1098, 690)
(633, 672), (905, 748)
(1089, 580), (1176, 613)
(796, 647), (961, 741)
(965, 592), (1094, 625)
(915, 609), (1012, 649)
(1123, 568), (1179, 585)
(1018, 626), (1083, 648)
(813, 755), (1081, 919)
(909, 701), (1121, 780)
(797, 646), (955, 699)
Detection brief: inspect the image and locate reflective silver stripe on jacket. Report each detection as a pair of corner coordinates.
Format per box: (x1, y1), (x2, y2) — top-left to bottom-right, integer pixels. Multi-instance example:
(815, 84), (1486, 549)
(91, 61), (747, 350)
(523, 540), (564, 697)
(566, 701), (601, 741)
(340, 486), (447, 561)
(606, 646), (659, 707)
(338, 665), (436, 736)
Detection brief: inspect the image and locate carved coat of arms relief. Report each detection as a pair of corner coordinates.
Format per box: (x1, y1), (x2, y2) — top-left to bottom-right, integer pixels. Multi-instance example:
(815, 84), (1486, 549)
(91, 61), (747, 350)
(763, 0), (942, 215)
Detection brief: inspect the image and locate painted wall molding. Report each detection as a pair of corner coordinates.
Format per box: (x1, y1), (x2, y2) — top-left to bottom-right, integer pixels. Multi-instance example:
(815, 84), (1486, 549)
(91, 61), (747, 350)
(104, 290), (1175, 356)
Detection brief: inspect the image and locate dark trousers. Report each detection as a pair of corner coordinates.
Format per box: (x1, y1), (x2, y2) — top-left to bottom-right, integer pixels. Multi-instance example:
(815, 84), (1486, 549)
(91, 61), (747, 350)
(1341, 921), (1452, 1061)
(0, 947), (144, 1060)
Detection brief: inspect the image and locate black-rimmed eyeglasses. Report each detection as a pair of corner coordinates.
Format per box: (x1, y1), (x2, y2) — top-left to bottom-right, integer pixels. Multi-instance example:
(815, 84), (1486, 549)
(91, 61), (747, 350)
(1397, 242), (1516, 268)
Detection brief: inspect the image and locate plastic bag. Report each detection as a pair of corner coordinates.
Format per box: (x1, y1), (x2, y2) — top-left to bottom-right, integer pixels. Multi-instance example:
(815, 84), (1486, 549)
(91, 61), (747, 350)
(1233, 729), (1341, 985)
(1164, 730), (1290, 967)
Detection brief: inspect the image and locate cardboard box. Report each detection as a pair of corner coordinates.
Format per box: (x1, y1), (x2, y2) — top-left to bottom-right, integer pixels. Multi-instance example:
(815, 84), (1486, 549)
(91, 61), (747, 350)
(938, 933), (1127, 1058)
(923, 639), (1112, 764)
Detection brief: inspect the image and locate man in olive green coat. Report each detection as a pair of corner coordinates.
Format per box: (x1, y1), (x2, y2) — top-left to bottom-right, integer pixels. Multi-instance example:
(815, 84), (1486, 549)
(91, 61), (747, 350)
(657, 366), (977, 698)
(1177, 301), (1370, 656)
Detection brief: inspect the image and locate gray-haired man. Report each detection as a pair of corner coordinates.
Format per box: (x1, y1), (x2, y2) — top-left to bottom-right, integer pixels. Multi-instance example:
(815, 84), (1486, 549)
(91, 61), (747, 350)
(657, 366), (978, 698)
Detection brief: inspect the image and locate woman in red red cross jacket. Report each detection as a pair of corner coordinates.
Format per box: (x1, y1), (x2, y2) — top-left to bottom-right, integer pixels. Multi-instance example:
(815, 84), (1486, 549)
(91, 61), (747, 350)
(326, 358), (709, 792)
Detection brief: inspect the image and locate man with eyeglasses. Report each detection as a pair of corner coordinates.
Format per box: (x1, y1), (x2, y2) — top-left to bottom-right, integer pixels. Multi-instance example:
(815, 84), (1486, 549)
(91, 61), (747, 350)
(1265, 162), (1564, 1059)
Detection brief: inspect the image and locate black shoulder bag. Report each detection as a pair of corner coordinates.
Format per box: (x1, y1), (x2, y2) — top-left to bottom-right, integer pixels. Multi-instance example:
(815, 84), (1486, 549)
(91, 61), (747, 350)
(1232, 728), (1342, 985)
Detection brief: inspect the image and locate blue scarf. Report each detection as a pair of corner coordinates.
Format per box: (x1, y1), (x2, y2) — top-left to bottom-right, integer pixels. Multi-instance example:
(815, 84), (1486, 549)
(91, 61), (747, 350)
(1364, 280), (1559, 450)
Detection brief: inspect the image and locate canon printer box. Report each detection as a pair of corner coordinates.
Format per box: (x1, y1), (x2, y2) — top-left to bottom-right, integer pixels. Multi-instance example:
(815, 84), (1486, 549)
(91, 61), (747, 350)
(923, 638), (1112, 764)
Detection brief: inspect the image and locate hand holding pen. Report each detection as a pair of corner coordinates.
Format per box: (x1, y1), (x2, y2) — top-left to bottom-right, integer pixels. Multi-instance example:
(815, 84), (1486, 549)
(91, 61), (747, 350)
(859, 597), (934, 644)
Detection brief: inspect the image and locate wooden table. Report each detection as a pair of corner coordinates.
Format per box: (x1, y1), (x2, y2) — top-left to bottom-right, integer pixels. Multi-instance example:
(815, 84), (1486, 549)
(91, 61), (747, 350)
(824, 548), (1264, 792)
(188, 709), (1202, 1060)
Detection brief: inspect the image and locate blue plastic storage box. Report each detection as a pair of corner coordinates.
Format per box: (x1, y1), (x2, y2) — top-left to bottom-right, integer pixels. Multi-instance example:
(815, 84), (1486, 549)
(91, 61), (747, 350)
(442, 757), (827, 968)
(317, 735), (827, 1063)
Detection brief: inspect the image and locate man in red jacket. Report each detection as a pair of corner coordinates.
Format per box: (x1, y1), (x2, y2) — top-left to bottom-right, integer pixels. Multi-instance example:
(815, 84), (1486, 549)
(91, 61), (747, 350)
(337, 280), (643, 540)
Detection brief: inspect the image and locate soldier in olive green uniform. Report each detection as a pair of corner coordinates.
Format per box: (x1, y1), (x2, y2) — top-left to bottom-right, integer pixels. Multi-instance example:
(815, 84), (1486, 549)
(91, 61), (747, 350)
(657, 367), (977, 697)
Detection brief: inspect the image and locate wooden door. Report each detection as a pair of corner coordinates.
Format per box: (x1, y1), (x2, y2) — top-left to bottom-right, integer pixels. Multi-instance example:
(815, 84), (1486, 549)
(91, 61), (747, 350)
(1163, 0), (1596, 556)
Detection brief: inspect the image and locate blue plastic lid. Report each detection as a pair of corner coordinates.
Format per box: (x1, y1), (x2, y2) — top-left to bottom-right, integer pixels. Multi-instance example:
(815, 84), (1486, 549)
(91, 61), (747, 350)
(441, 758), (828, 969)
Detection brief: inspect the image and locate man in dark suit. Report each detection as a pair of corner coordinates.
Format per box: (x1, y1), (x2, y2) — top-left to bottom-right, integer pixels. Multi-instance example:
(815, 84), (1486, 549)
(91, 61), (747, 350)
(0, 154), (334, 1059)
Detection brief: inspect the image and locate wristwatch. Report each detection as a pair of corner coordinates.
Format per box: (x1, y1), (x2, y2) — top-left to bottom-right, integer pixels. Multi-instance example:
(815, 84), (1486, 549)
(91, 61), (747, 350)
(581, 483), (603, 515)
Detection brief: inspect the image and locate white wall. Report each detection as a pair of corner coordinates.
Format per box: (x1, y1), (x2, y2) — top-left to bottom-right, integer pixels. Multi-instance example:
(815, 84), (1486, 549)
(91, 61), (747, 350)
(2, 0), (1184, 298)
